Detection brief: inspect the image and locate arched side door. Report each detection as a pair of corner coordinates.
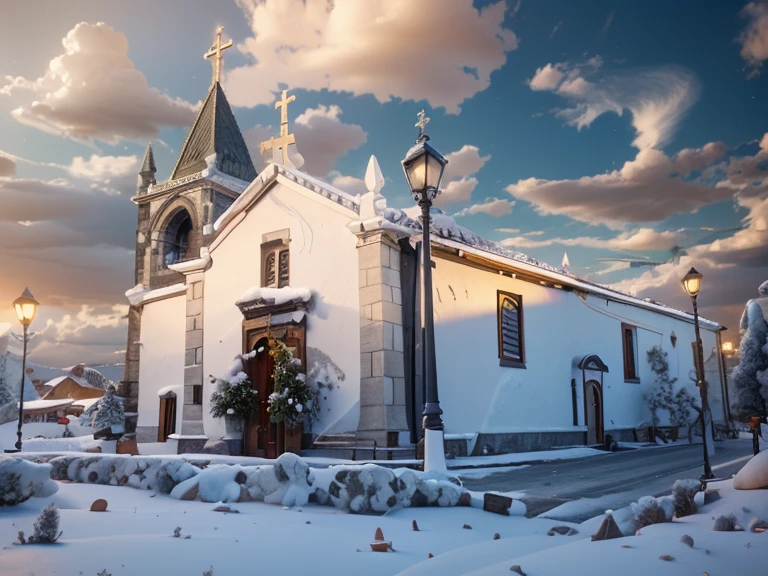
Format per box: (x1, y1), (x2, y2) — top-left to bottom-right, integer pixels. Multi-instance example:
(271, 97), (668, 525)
(584, 380), (604, 445)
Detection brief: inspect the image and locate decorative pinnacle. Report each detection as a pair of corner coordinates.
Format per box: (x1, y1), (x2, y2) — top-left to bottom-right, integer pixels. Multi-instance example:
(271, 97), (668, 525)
(415, 110), (430, 139)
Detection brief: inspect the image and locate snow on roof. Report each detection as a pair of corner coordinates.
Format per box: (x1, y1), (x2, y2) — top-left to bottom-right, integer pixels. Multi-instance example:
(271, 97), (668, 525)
(235, 286), (312, 307)
(21, 398), (74, 411)
(212, 162), (360, 236)
(381, 207), (723, 330)
(45, 374), (98, 389)
(126, 283), (187, 306)
(71, 396), (101, 411)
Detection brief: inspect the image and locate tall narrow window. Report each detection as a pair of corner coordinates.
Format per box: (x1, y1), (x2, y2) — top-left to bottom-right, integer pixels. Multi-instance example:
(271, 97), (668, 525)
(498, 291), (525, 368)
(622, 324), (639, 381)
(262, 241), (290, 288)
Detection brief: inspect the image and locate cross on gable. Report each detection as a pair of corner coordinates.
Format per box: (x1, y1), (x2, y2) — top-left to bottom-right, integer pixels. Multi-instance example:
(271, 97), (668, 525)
(260, 90), (299, 166)
(204, 27), (234, 84)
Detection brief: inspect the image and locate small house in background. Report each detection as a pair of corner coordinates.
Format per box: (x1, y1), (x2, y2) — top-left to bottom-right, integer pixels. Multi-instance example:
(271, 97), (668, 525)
(41, 363), (108, 403)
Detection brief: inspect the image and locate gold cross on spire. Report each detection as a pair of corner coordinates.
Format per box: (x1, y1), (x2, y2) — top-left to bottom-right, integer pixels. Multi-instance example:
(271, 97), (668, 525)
(415, 109), (430, 138)
(204, 27), (234, 84)
(260, 90), (298, 166)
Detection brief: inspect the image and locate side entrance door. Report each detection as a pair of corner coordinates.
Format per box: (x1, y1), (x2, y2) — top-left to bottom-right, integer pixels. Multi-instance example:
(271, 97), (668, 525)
(585, 380), (604, 445)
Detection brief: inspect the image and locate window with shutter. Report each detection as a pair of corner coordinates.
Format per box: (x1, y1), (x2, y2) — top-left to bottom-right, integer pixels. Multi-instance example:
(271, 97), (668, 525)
(265, 252), (276, 287)
(261, 238), (290, 289)
(278, 249), (290, 288)
(622, 323), (639, 382)
(497, 291), (525, 368)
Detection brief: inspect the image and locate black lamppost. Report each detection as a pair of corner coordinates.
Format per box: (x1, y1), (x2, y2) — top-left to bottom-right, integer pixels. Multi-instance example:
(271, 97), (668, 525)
(401, 110), (448, 471)
(681, 268), (715, 480)
(5, 288), (39, 453)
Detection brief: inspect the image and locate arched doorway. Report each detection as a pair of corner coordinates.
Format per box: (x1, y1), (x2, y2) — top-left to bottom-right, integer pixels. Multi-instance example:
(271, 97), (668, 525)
(158, 391), (177, 442)
(162, 209), (193, 265)
(584, 380), (604, 445)
(243, 337), (278, 458)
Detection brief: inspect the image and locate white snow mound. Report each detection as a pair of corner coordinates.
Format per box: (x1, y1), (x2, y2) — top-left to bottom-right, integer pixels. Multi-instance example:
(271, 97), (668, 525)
(0, 456), (58, 506)
(733, 450), (768, 490)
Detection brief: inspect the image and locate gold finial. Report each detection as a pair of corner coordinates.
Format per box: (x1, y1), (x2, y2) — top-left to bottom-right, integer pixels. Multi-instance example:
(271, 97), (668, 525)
(204, 26), (234, 84)
(260, 90), (298, 166)
(415, 109), (430, 139)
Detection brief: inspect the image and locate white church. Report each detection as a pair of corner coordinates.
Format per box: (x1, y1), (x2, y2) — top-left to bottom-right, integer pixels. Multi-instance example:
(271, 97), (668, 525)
(120, 32), (730, 457)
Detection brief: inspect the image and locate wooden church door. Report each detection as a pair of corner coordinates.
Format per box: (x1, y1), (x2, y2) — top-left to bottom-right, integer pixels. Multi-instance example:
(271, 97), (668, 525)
(244, 338), (278, 458)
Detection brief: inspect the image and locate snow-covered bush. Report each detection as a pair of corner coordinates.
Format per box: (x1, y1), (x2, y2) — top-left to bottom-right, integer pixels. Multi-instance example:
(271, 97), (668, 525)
(267, 339), (314, 427)
(209, 358), (259, 423)
(80, 385), (125, 433)
(730, 298), (768, 421)
(0, 456), (58, 506)
(631, 496), (673, 530)
(713, 514), (740, 531)
(671, 478), (700, 518)
(644, 346), (697, 429)
(16, 503), (62, 544)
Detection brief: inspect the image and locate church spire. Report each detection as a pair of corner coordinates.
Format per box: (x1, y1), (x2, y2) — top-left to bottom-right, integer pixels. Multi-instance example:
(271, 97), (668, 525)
(137, 143), (157, 195)
(167, 28), (257, 183)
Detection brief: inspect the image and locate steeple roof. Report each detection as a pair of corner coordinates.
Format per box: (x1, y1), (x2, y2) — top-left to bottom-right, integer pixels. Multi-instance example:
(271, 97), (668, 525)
(170, 82), (257, 183)
(140, 144), (156, 174)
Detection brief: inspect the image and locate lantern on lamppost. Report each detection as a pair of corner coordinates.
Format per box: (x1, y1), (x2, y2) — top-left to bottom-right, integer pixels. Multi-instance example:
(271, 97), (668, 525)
(5, 288), (39, 453)
(681, 268), (714, 480)
(402, 110), (448, 472)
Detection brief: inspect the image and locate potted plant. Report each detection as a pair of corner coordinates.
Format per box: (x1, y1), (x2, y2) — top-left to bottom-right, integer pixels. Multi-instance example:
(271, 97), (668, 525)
(210, 365), (260, 455)
(266, 339), (315, 454)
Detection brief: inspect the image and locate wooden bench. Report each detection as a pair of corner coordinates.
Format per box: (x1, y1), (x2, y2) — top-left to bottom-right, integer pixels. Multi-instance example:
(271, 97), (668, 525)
(312, 439), (414, 461)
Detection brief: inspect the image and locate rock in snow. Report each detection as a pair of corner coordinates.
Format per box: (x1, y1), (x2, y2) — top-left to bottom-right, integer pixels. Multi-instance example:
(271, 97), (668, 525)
(733, 451), (768, 490)
(0, 456), (58, 506)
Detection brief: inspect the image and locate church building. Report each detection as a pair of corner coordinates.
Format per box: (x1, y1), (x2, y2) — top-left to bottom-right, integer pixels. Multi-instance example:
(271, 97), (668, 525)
(120, 31), (730, 456)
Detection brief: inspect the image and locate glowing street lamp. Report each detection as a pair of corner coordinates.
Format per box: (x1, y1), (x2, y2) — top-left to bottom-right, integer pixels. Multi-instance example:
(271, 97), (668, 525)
(402, 110), (448, 472)
(681, 268), (714, 480)
(5, 288), (39, 453)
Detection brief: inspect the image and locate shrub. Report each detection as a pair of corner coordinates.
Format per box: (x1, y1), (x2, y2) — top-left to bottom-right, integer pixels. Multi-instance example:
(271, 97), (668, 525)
(632, 496), (673, 530)
(671, 479), (700, 518)
(16, 503), (62, 544)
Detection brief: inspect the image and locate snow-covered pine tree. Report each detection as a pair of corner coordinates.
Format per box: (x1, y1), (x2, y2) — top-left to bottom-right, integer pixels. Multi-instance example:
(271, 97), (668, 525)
(91, 384), (125, 432)
(644, 346), (696, 428)
(27, 502), (62, 544)
(730, 298), (768, 421)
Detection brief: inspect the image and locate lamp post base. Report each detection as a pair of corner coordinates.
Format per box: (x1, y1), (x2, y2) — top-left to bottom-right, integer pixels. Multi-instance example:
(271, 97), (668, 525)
(3, 449), (21, 454)
(423, 428), (447, 473)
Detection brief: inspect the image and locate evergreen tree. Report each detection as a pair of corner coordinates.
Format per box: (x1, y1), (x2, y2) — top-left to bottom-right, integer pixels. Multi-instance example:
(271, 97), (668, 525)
(730, 300), (768, 421)
(90, 385), (125, 431)
(267, 339), (313, 427)
(0, 356), (14, 406)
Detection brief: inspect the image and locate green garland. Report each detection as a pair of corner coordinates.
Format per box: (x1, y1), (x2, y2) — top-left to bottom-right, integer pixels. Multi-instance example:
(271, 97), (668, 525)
(267, 338), (315, 427)
(210, 369), (260, 423)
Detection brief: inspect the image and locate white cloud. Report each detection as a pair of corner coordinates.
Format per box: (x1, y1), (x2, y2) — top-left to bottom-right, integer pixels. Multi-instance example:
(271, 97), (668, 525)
(328, 172), (367, 197)
(226, 0), (517, 114)
(244, 105), (366, 177)
(455, 197), (514, 217)
(0, 155), (16, 177)
(506, 146), (733, 228)
(1, 22), (197, 143)
(528, 57), (699, 150)
(67, 154), (138, 181)
(434, 145), (491, 207)
(529, 63), (565, 91)
(499, 227), (683, 251)
(738, 1), (768, 76)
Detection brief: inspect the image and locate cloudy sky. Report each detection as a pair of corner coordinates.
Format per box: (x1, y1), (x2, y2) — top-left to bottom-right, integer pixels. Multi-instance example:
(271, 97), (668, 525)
(1, 0), (767, 368)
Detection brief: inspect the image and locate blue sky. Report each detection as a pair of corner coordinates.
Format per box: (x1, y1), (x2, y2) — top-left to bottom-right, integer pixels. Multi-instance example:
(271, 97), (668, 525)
(1, 0), (767, 367)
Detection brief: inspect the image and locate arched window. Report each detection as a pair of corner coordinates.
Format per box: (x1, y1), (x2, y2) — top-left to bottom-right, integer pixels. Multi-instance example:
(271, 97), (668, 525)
(497, 291), (525, 367)
(163, 209), (193, 266)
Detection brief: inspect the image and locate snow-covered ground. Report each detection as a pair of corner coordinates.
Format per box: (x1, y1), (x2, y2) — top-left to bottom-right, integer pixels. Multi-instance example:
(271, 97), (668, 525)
(0, 422), (115, 453)
(0, 475), (765, 575)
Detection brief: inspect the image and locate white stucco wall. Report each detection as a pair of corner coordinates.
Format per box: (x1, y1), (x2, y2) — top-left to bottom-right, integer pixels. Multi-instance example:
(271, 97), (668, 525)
(203, 179), (361, 441)
(430, 256), (723, 436)
(137, 295), (187, 435)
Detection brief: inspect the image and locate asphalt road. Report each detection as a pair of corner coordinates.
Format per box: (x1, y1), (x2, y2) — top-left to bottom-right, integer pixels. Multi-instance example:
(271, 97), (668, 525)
(459, 438), (756, 521)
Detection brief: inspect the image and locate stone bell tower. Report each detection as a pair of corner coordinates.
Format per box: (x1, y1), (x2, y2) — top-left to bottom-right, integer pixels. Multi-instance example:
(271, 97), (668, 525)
(120, 27), (258, 449)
